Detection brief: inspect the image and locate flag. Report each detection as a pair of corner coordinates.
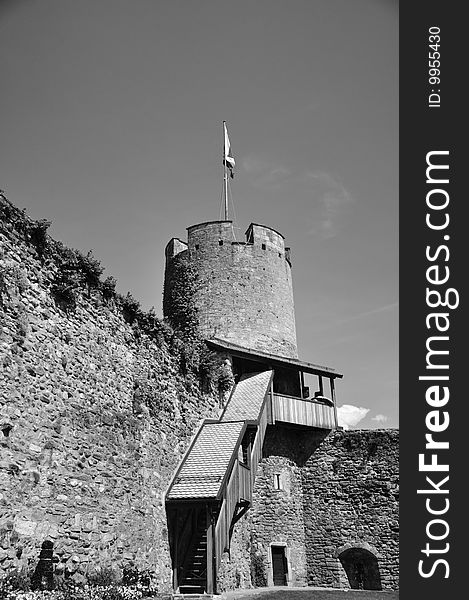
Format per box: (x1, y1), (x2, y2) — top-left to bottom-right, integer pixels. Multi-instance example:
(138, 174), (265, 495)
(223, 122), (235, 178)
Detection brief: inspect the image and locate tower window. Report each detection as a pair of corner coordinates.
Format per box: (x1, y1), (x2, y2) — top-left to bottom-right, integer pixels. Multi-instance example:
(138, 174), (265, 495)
(262, 243), (266, 250)
(195, 244), (200, 250)
(273, 473), (282, 490)
(219, 240), (224, 246)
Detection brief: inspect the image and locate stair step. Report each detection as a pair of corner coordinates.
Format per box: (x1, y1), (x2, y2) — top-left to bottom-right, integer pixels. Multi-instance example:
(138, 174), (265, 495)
(177, 588), (206, 596)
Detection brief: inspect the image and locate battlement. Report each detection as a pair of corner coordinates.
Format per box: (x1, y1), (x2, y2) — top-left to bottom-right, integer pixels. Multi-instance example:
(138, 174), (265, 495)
(165, 237), (188, 262)
(184, 220), (292, 265)
(165, 219), (298, 358)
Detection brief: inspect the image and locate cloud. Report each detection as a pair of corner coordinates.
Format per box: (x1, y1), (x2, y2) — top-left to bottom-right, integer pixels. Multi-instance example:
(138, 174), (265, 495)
(242, 155), (291, 189)
(306, 171), (354, 238)
(337, 404), (370, 430)
(372, 414), (389, 424)
(323, 302), (399, 331)
(240, 161), (353, 238)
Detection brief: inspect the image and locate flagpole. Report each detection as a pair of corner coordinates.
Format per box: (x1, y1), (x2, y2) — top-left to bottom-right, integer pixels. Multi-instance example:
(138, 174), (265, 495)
(223, 121), (228, 221)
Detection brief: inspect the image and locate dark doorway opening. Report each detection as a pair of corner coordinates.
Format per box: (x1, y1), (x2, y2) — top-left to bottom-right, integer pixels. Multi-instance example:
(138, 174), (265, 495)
(271, 546), (288, 586)
(339, 547), (382, 590)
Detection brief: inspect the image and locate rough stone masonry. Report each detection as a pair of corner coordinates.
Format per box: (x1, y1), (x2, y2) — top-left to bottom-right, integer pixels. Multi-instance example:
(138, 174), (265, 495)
(0, 196), (398, 591)
(0, 197), (221, 588)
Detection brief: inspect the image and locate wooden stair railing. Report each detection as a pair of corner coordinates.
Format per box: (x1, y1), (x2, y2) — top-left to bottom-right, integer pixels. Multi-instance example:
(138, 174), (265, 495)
(213, 389), (271, 574)
(169, 374), (274, 594)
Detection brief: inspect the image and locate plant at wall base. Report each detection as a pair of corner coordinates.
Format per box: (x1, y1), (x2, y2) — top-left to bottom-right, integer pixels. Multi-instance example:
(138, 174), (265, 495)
(86, 569), (118, 589)
(0, 567), (32, 594)
(122, 564), (152, 589)
(0, 571), (160, 599)
(250, 551), (267, 588)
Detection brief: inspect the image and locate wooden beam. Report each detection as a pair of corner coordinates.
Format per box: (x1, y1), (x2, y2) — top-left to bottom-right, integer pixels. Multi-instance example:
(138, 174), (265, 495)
(300, 371), (305, 397)
(172, 508), (178, 591)
(206, 504), (214, 594)
(269, 380), (275, 424)
(330, 378), (338, 428)
(206, 339), (343, 378)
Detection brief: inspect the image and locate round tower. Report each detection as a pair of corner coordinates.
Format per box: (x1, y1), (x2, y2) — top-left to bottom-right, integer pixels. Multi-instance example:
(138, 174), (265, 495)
(164, 220), (298, 358)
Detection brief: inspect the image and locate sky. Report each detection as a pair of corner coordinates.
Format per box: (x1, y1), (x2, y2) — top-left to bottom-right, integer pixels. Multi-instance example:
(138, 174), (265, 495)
(0, 0), (398, 429)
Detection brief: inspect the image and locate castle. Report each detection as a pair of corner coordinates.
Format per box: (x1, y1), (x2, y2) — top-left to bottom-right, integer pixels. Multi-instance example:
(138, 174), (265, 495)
(163, 219), (398, 594)
(0, 196), (398, 595)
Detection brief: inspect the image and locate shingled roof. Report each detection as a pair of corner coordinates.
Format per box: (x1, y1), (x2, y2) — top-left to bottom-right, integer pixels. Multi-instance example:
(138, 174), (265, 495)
(166, 420), (245, 500)
(221, 370), (273, 422)
(207, 338), (343, 378)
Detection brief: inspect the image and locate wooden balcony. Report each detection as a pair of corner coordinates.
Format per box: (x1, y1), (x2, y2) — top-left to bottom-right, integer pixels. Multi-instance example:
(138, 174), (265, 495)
(271, 393), (337, 430)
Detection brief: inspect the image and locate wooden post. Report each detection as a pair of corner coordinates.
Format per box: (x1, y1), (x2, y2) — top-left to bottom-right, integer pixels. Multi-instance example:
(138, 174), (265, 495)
(318, 375), (324, 395)
(172, 509), (178, 591)
(269, 380), (275, 424)
(206, 503), (214, 594)
(330, 378), (338, 428)
(300, 370), (305, 397)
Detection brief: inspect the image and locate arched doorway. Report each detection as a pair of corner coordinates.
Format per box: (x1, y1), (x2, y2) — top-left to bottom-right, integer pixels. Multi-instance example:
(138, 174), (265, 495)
(338, 547), (382, 590)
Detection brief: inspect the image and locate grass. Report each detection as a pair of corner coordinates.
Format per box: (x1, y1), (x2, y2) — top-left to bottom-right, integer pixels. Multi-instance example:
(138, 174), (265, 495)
(222, 589), (399, 600)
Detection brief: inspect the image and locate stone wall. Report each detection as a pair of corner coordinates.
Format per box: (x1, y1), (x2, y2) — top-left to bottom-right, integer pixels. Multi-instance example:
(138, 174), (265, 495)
(244, 426), (328, 590)
(250, 456), (307, 587)
(0, 197), (399, 593)
(222, 428), (399, 592)
(165, 221), (298, 358)
(302, 429), (399, 590)
(0, 198), (220, 588)
(217, 517), (252, 593)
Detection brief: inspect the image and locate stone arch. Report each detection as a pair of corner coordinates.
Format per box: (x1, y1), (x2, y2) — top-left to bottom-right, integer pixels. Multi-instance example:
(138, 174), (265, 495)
(336, 544), (382, 591)
(334, 541), (381, 559)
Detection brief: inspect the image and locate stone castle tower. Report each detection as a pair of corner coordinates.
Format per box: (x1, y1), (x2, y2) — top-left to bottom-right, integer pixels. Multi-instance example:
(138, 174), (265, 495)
(163, 212), (397, 596)
(164, 220), (297, 358)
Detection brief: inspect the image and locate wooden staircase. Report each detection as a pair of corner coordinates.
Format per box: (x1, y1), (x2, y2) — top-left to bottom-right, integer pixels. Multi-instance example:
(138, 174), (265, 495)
(166, 371), (274, 595)
(179, 510), (208, 594)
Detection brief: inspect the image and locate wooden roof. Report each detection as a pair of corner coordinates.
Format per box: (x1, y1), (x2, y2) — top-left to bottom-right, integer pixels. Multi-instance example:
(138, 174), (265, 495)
(207, 338), (343, 379)
(166, 371), (274, 502)
(221, 370), (273, 422)
(166, 421), (245, 501)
